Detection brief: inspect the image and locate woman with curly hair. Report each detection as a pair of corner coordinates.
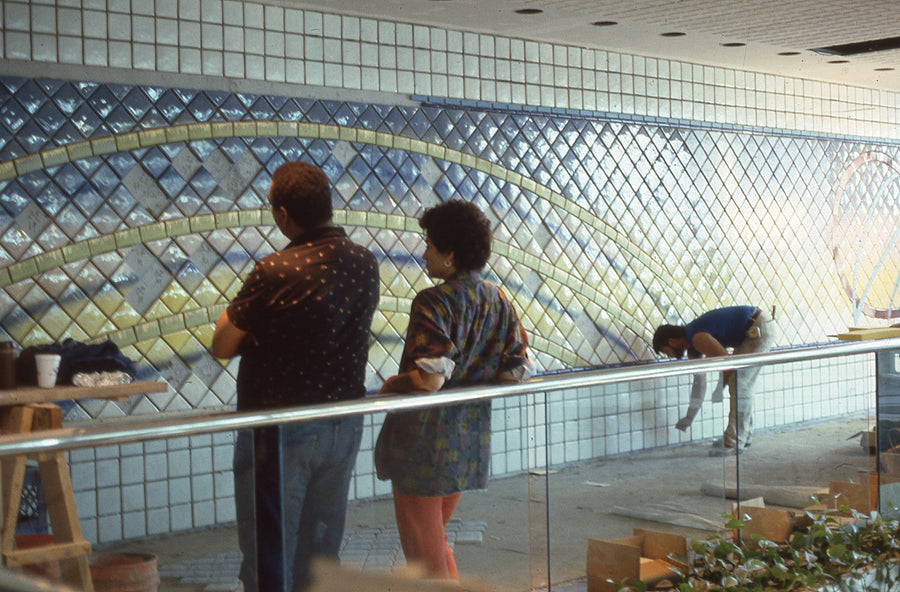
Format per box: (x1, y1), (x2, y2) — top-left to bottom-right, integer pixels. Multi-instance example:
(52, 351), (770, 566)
(375, 199), (535, 580)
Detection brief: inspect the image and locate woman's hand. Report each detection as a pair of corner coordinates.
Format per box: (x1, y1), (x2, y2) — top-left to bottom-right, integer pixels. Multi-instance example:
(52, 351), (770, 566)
(378, 369), (445, 394)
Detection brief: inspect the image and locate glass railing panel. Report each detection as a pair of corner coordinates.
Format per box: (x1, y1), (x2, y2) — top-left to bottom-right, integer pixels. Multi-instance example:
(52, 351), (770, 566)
(4, 340), (900, 592)
(549, 371), (729, 592)
(875, 348), (900, 517)
(730, 353), (876, 548)
(84, 432), (241, 592)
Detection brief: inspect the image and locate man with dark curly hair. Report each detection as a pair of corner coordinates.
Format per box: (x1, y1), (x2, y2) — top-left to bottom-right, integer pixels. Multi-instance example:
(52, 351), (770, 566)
(375, 199), (535, 580)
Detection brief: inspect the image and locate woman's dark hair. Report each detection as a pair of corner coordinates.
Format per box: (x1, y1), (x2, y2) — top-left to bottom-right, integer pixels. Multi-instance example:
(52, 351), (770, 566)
(269, 161), (333, 228)
(652, 324), (686, 353)
(420, 200), (492, 271)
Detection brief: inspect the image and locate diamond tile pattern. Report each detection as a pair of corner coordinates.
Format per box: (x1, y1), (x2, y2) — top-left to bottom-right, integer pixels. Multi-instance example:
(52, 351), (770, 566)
(0, 75), (898, 420)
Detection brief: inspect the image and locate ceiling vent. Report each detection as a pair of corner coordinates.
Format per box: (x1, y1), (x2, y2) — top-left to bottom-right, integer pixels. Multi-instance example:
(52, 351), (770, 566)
(812, 36), (900, 56)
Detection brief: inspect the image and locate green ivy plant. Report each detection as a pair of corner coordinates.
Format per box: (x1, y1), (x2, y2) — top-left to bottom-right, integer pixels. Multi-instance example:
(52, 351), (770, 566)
(614, 507), (900, 591)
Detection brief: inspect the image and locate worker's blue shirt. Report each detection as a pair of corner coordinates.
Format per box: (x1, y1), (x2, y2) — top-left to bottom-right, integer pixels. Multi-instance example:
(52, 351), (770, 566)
(684, 305), (756, 357)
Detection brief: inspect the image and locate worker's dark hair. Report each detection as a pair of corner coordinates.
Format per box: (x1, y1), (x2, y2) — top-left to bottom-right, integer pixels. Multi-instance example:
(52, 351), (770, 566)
(419, 200), (492, 271)
(269, 161), (333, 228)
(652, 324), (686, 353)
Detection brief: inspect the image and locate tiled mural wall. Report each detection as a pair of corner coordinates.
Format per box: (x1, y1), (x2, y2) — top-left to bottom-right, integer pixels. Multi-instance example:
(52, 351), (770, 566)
(0, 75), (884, 542)
(0, 1), (895, 543)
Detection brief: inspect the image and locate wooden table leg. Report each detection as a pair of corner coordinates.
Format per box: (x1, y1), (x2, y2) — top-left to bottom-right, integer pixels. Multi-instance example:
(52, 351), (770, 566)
(0, 406), (32, 557)
(1, 404), (94, 591)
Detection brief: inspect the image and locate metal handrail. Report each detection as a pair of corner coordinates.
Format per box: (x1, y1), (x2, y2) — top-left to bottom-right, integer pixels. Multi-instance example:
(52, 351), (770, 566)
(0, 337), (897, 457)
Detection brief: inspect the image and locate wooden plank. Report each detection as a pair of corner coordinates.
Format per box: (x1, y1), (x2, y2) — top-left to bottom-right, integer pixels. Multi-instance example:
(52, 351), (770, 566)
(4, 540), (91, 566)
(0, 381), (167, 407)
(835, 327), (900, 341)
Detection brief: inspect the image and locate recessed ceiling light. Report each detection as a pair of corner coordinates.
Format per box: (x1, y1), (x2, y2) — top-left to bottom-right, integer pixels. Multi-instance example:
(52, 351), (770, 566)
(813, 36), (900, 56)
(827, 59), (850, 64)
(661, 32), (685, 37)
(515, 8), (543, 15)
(592, 20), (617, 27)
(875, 67), (895, 71)
(778, 51), (801, 56)
(721, 42), (746, 47)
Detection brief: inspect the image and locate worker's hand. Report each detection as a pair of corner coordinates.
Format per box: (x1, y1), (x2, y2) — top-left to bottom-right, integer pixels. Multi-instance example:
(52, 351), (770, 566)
(675, 416), (693, 431)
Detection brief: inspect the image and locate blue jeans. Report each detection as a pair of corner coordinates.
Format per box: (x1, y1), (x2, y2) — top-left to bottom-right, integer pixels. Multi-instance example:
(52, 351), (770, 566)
(233, 415), (364, 592)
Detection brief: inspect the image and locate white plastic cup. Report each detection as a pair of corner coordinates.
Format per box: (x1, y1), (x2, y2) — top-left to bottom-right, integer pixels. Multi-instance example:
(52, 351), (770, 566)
(34, 354), (62, 388)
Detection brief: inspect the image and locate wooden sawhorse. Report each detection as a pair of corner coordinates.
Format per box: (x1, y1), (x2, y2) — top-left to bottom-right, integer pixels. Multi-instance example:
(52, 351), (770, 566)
(1, 403), (93, 590)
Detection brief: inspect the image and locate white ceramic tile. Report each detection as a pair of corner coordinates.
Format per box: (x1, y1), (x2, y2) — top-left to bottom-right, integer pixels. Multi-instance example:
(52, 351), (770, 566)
(98, 515), (123, 543)
(223, 25), (243, 52)
(343, 63), (361, 88)
(242, 2), (263, 29)
(397, 46), (413, 71)
(286, 57), (303, 82)
(145, 480), (168, 508)
(31, 4), (56, 34)
(344, 39), (361, 65)
(170, 503), (192, 530)
(202, 22), (223, 50)
(285, 32), (303, 59)
(157, 17), (178, 45)
(324, 62), (342, 86)
(396, 22), (413, 47)
(180, 46), (202, 74)
(155, 45), (177, 71)
(180, 20), (201, 47)
(154, 0), (177, 19)
(380, 68), (397, 93)
(305, 60), (324, 86)
(378, 20), (395, 45)
(132, 15), (155, 43)
(193, 500), (216, 527)
(192, 474), (214, 501)
(354, 16), (376, 43)
(223, 1), (242, 26)
(73, 487), (97, 523)
(109, 40), (131, 68)
(322, 12), (341, 38)
(244, 27), (263, 55)
(146, 507), (171, 535)
(201, 0), (223, 23)
(84, 37), (109, 64)
(178, 0), (200, 21)
(202, 49), (223, 75)
(4, 1), (29, 32)
(215, 498), (236, 523)
(107, 13), (131, 41)
(305, 35), (323, 61)
(82, 9), (107, 39)
(264, 4), (284, 32)
(214, 470), (234, 498)
(32, 33), (57, 61)
(265, 30), (284, 56)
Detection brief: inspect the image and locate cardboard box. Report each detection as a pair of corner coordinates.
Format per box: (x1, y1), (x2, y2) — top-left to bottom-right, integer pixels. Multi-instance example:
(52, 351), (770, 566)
(586, 528), (686, 592)
(732, 498), (796, 545)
